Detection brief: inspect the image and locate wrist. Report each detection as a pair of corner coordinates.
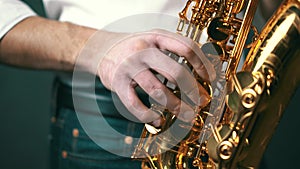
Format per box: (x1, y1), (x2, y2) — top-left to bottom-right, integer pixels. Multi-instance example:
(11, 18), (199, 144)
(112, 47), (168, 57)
(64, 22), (98, 72)
(74, 29), (128, 75)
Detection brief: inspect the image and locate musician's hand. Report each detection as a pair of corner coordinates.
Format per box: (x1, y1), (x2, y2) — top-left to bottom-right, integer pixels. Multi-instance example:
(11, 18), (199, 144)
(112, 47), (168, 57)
(79, 29), (215, 124)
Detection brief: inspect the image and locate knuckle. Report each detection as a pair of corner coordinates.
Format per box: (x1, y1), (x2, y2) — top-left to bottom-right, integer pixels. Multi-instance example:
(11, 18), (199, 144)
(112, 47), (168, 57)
(148, 83), (166, 100)
(131, 39), (149, 51)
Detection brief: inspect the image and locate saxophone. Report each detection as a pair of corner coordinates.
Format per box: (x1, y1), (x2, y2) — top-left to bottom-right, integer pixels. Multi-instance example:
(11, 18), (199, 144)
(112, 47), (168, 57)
(132, 0), (300, 168)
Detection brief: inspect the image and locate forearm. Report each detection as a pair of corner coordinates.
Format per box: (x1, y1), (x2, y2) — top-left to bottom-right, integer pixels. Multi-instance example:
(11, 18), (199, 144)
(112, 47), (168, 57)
(0, 16), (97, 71)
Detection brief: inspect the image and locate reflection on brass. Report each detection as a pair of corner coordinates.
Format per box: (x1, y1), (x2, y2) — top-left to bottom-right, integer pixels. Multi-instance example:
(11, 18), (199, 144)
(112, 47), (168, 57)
(132, 0), (300, 168)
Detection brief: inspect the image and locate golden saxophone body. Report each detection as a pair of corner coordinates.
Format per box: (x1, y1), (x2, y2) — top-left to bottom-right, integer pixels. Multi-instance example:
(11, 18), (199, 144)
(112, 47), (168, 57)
(132, 0), (300, 168)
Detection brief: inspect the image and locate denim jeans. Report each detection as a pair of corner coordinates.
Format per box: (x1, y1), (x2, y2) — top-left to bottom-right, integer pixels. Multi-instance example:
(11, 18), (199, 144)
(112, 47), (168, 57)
(50, 79), (144, 169)
(49, 78), (269, 169)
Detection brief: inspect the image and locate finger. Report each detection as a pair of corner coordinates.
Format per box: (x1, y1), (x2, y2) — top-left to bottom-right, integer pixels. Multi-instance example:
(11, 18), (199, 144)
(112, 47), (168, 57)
(140, 49), (210, 107)
(187, 43), (216, 82)
(114, 78), (160, 123)
(149, 29), (216, 82)
(133, 69), (196, 122)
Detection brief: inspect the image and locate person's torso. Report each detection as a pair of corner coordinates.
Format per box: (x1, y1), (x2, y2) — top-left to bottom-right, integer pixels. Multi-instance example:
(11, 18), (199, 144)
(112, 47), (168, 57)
(43, 0), (185, 30)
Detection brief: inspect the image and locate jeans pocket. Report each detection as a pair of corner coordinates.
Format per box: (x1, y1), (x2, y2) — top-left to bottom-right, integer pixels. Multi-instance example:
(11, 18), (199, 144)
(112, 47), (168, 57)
(51, 108), (143, 169)
(60, 124), (142, 169)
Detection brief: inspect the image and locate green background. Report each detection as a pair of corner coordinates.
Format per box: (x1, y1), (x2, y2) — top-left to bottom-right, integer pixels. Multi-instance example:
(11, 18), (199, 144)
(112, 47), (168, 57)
(0, 1), (50, 169)
(0, 1), (299, 169)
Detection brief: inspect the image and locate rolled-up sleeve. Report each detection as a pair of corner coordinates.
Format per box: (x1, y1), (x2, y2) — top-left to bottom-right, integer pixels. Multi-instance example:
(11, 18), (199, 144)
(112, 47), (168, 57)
(0, 0), (36, 39)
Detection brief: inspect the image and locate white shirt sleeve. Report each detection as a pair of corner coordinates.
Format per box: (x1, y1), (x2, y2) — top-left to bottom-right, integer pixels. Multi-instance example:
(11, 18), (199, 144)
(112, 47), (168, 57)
(0, 0), (37, 39)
